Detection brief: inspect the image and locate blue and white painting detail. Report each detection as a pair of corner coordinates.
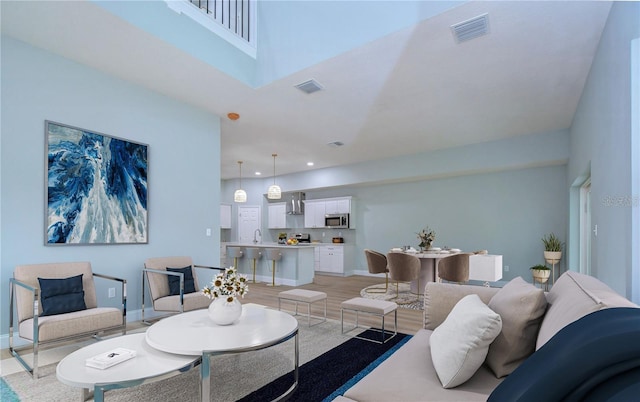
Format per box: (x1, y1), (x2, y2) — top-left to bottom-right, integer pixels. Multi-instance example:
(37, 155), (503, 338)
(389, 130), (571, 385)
(46, 122), (148, 244)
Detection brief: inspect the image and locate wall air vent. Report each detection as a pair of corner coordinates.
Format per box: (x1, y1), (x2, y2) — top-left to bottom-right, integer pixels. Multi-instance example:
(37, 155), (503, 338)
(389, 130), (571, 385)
(295, 79), (324, 94)
(327, 141), (344, 148)
(451, 13), (490, 44)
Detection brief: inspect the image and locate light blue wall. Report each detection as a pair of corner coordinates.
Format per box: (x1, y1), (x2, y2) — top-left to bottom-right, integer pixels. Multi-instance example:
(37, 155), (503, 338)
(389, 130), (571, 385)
(222, 132), (569, 283)
(95, 0), (464, 87)
(568, 1), (640, 299)
(0, 37), (222, 337)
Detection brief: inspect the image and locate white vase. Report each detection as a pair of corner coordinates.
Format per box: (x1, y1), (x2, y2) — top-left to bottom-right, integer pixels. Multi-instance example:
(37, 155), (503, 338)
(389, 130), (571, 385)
(208, 297), (242, 325)
(532, 269), (551, 284)
(544, 251), (562, 264)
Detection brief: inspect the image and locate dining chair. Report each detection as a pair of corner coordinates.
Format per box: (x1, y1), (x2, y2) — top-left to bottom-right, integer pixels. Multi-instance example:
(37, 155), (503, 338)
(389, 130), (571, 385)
(437, 253), (471, 284)
(386, 252), (421, 302)
(364, 249), (389, 293)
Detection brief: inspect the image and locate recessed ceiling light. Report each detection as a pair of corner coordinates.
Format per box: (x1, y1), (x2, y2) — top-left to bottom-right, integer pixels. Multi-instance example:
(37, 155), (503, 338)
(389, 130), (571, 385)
(307, 162), (314, 166)
(254, 171), (261, 176)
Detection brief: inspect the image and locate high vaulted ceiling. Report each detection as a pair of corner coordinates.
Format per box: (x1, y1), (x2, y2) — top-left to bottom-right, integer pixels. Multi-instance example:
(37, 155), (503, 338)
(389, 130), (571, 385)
(1, 1), (612, 180)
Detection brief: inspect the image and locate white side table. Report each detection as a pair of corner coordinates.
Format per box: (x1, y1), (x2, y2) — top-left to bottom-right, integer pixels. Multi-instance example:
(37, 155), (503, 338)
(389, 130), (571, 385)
(56, 333), (199, 402)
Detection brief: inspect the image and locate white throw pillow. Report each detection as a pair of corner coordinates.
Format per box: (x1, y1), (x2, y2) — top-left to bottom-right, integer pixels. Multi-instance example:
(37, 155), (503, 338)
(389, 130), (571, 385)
(430, 294), (502, 388)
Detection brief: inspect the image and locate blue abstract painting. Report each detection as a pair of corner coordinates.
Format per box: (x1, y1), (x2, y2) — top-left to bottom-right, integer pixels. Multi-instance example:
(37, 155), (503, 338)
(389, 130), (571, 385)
(46, 121), (148, 244)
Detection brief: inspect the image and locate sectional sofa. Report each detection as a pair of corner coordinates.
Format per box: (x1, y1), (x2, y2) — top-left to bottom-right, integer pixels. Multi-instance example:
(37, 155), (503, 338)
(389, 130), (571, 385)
(335, 271), (640, 401)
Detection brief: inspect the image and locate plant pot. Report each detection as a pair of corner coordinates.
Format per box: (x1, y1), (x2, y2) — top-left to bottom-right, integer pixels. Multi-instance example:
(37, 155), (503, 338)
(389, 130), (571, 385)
(532, 269), (551, 284)
(208, 297), (242, 325)
(544, 251), (562, 264)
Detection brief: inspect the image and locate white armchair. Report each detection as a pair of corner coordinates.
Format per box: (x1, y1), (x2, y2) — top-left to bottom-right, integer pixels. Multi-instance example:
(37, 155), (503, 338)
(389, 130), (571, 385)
(9, 261), (126, 379)
(142, 256), (222, 324)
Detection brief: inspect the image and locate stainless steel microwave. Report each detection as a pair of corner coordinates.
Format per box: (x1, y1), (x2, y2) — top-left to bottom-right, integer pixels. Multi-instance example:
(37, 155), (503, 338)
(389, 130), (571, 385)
(325, 213), (349, 228)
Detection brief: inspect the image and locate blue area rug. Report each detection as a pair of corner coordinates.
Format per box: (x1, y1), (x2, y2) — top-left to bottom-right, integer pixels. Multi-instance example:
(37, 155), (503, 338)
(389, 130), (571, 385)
(239, 329), (411, 402)
(1, 377), (20, 402)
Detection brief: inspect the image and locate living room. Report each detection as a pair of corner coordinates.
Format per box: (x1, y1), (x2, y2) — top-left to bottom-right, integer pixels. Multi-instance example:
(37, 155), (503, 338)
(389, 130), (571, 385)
(1, 1), (639, 398)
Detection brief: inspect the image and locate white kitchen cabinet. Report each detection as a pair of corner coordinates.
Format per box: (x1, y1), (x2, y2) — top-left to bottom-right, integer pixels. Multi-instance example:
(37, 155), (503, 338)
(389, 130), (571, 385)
(325, 198), (350, 214)
(220, 204), (232, 229)
(268, 203), (287, 229)
(314, 247), (320, 270)
(317, 245), (344, 274)
(305, 197), (355, 228)
(304, 200), (326, 228)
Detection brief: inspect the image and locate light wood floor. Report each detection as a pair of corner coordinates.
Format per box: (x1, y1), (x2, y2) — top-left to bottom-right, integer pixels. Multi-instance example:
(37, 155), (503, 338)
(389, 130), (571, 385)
(1, 275), (424, 362)
(244, 274), (425, 335)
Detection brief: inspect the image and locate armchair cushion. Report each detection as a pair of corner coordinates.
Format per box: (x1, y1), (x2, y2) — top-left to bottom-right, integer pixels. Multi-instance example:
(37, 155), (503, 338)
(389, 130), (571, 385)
(38, 274), (87, 316)
(166, 266), (196, 295)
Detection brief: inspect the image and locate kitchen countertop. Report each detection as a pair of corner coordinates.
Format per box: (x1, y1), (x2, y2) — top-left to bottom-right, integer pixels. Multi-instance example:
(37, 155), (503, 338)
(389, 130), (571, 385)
(225, 242), (316, 249)
(225, 242), (349, 249)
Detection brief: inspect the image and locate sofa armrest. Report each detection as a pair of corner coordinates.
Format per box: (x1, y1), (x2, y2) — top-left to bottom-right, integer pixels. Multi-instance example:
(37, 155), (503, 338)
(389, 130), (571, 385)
(424, 282), (500, 330)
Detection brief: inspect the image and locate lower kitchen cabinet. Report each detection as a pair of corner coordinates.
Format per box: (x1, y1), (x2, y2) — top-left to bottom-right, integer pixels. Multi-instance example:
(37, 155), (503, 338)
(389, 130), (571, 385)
(314, 245), (353, 275)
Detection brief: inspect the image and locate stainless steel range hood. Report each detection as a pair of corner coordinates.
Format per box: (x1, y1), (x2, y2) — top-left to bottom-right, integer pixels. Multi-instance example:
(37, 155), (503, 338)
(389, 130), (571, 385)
(286, 192), (305, 215)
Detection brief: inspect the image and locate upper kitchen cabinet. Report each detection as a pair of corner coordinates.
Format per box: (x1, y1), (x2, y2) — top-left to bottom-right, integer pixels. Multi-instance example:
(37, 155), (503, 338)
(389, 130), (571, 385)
(304, 200), (326, 228)
(268, 202), (288, 229)
(304, 196), (355, 229)
(220, 204), (232, 229)
(325, 198), (350, 214)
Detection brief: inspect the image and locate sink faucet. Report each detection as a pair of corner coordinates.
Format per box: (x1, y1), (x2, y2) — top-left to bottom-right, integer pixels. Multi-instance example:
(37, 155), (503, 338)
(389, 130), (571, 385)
(253, 229), (262, 244)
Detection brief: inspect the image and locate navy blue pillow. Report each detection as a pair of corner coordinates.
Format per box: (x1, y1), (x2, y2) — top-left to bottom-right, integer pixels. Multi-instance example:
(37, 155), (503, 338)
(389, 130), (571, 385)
(166, 266), (196, 295)
(38, 274), (86, 316)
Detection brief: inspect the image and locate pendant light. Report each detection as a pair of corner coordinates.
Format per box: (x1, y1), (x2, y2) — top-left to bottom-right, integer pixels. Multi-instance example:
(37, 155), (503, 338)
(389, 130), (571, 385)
(234, 161), (247, 203)
(267, 153), (282, 199)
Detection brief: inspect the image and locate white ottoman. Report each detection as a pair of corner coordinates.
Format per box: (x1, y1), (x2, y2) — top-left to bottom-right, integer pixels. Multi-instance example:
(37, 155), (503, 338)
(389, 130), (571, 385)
(278, 289), (327, 327)
(340, 297), (398, 344)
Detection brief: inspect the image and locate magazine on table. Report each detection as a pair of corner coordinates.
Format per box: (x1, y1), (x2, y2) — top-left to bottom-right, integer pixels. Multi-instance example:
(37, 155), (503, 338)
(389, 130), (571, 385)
(85, 348), (136, 369)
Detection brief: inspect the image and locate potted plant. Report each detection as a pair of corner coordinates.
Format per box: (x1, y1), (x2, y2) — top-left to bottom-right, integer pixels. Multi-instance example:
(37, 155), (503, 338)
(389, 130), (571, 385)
(530, 264), (551, 283)
(542, 233), (563, 264)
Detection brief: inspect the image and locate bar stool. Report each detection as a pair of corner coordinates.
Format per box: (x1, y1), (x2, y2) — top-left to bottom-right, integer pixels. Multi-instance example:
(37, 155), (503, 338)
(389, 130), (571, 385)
(265, 249), (282, 287)
(227, 247), (244, 269)
(244, 248), (262, 283)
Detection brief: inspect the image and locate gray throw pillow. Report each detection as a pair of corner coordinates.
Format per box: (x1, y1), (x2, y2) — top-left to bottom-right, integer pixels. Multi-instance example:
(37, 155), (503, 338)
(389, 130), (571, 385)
(486, 276), (547, 377)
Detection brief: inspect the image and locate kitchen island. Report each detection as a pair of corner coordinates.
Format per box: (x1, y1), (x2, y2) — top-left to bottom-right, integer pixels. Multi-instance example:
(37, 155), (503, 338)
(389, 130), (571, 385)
(224, 243), (315, 286)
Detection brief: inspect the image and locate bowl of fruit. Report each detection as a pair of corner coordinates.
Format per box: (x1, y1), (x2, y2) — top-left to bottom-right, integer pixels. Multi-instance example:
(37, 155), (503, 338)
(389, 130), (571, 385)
(286, 238), (299, 246)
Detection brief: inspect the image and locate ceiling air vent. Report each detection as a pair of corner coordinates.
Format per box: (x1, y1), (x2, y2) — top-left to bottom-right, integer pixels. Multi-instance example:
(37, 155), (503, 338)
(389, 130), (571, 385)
(295, 79), (323, 94)
(451, 13), (490, 44)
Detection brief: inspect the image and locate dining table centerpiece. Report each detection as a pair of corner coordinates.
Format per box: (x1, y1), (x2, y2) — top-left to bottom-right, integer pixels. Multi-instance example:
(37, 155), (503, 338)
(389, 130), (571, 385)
(202, 267), (248, 325)
(417, 226), (436, 252)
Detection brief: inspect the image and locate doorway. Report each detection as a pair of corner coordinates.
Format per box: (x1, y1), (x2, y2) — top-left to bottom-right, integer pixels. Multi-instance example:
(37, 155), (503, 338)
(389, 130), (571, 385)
(238, 206), (261, 243)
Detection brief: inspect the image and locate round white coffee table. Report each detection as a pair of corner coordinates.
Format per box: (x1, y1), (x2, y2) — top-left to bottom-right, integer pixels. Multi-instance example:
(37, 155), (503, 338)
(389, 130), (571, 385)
(145, 305), (299, 402)
(56, 333), (200, 402)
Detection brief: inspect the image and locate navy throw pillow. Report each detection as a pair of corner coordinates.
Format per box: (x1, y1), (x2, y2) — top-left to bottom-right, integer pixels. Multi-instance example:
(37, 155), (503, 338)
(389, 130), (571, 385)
(38, 274), (87, 316)
(166, 266), (196, 295)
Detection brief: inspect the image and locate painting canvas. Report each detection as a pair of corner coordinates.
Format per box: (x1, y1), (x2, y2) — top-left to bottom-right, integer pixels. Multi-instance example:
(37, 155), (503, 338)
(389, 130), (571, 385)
(45, 121), (148, 245)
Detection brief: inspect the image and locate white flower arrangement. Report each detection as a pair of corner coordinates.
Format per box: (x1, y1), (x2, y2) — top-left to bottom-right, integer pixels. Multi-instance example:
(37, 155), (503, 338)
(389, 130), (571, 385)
(201, 267), (248, 303)
(417, 227), (436, 249)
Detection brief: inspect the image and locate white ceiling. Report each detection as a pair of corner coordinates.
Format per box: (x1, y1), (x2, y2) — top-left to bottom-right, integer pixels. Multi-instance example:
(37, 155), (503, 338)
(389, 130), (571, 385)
(1, 1), (612, 180)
